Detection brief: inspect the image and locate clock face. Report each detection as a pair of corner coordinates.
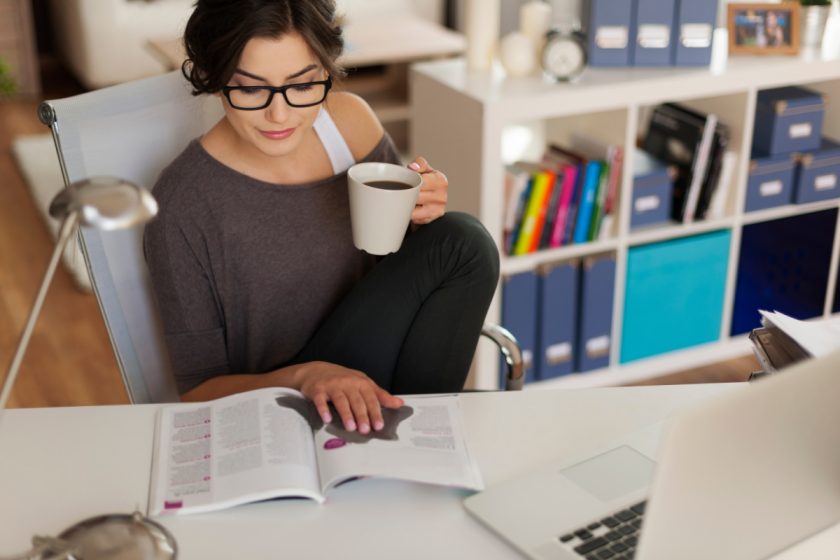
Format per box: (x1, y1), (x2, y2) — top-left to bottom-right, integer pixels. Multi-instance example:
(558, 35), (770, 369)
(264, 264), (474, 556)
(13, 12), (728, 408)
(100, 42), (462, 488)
(544, 37), (585, 79)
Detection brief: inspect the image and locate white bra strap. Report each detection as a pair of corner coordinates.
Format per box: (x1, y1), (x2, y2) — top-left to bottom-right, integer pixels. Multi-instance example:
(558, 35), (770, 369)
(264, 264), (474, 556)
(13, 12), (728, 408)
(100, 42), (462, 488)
(313, 107), (356, 174)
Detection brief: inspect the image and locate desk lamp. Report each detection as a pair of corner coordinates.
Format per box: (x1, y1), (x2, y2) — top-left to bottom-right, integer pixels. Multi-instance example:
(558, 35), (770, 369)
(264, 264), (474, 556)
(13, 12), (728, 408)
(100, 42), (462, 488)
(0, 177), (176, 560)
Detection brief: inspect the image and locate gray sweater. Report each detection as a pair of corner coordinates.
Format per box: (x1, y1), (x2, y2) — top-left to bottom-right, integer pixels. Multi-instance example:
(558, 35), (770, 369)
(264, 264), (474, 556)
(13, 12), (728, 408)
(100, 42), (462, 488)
(144, 135), (401, 393)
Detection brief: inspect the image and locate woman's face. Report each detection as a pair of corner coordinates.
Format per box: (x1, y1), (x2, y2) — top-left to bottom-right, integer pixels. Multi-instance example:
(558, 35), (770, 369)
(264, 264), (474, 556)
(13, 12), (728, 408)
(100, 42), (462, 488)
(222, 32), (326, 159)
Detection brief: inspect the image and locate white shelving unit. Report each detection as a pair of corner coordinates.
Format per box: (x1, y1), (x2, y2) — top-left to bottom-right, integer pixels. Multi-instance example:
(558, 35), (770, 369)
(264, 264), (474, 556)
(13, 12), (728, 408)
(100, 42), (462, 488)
(410, 52), (840, 390)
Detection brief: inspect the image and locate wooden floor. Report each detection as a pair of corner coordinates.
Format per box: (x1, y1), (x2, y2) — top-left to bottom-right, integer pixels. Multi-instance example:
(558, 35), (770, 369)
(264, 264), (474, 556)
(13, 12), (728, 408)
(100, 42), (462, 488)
(0, 60), (758, 409)
(0, 60), (128, 408)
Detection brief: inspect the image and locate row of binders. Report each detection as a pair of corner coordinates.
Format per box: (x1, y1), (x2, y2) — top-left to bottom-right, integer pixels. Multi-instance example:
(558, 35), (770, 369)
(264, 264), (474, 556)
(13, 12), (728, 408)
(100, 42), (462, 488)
(501, 254), (616, 385)
(585, 0), (718, 67)
(639, 102), (731, 225)
(504, 139), (623, 256)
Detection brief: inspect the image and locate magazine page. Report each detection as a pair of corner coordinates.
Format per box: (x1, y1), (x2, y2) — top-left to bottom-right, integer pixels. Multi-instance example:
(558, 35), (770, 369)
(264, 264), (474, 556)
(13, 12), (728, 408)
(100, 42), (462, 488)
(304, 394), (484, 496)
(148, 387), (322, 516)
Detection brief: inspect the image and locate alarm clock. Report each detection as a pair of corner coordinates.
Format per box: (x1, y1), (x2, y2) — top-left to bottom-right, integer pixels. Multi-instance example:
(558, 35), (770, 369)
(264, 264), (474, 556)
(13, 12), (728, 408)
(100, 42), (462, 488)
(541, 26), (587, 81)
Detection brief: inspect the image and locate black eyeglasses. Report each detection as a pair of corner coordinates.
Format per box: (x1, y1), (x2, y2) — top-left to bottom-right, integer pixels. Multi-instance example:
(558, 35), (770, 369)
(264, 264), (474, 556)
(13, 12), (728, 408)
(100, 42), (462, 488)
(221, 76), (332, 110)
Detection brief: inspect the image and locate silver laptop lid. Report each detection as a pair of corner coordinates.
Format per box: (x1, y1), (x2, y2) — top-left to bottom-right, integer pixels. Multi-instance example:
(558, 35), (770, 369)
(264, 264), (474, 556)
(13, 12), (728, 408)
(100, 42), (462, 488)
(638, 349), (840, 560)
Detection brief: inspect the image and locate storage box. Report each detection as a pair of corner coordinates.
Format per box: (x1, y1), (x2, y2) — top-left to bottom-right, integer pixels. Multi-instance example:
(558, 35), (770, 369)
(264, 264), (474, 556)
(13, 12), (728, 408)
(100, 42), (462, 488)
(753, 86), (825, 155)
(745, 152), (796, 212)
(631, 151), (674, 228)
(621, 230), (730, 363)
(794, 138), (840, 204)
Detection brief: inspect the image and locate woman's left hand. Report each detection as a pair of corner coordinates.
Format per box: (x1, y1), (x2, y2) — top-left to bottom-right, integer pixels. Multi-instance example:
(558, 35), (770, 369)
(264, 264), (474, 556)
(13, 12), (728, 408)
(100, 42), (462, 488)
(408, 157), (448, 225)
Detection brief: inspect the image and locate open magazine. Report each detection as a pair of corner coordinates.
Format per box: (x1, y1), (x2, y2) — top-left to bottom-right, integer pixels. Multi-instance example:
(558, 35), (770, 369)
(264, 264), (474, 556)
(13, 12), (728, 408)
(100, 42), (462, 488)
(148, 387), (484, 516)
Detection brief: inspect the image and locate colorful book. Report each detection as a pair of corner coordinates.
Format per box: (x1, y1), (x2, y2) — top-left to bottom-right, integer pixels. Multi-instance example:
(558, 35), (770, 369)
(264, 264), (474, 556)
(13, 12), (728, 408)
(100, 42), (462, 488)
(507, 174), (535, 255)
(603, 145), (623, 216)
(587, 162), (610, 241)
(503, 166), (533, 254)
(538, 170), (565, 250)
(513, 171), (552, 255)
(573, 161), (603, 244)
(529, 171), (557, 252)
(549, 164), (579, 248)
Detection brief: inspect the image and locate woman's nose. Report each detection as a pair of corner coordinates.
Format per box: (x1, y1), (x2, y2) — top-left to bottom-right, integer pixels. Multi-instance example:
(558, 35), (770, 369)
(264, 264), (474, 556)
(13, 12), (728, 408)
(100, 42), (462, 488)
(265, 92), (290, 122)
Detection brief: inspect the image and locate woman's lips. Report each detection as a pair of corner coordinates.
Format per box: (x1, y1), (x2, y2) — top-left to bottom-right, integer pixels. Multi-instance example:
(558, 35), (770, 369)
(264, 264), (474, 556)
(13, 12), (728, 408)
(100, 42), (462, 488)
(259, 128), (295, 140)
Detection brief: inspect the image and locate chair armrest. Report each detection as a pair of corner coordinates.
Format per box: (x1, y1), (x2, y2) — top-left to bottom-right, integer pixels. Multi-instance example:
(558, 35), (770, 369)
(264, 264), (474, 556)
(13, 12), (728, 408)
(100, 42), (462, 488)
(480, 323), (524, 391)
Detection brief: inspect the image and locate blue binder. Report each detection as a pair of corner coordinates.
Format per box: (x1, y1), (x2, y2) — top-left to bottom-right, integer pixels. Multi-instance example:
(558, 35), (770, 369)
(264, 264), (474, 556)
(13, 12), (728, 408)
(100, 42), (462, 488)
(538, 262), (579, 380)
(584, 0), (634, 67)
(501, 271), (539, 384)
(671, 0), (717, 66)
(631, 0), (676, 66)
(576, 255), (616, 372)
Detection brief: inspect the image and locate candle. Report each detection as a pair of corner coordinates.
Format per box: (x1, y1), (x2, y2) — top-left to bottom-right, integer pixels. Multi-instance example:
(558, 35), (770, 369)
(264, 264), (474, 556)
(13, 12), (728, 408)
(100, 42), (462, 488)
(520, 0), (553, 57)
(465, 0), (501, 71)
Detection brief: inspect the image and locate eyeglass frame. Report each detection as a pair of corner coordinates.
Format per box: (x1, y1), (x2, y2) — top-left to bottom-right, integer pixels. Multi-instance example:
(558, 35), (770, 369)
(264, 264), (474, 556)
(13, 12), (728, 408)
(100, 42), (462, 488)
(221, 76), (333, 110)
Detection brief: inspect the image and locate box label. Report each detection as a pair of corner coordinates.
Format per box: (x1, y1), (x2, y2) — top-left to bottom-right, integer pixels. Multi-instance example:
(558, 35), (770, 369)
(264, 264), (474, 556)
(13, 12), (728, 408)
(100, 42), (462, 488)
(635, 195), (661, 212)
(760, 180), (783, 197)
(638, 25), (670, 49)
(815, 174), (837, 191)
(596, 26), (629, 49)
(586, 336), (610, 358)
(680, 24), (712, 48)
(788, 122), (813, 139)
(546, 342), (572, 365)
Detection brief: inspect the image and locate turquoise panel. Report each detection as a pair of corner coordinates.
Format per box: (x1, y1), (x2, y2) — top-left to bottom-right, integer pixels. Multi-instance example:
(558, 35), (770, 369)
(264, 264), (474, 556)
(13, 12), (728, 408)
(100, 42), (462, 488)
(621, 230), (731, 363)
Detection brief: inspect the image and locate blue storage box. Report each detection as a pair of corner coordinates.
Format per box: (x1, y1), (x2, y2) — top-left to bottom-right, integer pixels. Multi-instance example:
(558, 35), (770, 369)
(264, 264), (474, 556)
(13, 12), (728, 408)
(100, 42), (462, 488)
(745, 152), (796, 212)
(631, 151), (674, 228)
(794, 138), (840, 204)
(621, 230), (730, 363)
(731, 209), (837, 335)
(753, 86), (825, 155)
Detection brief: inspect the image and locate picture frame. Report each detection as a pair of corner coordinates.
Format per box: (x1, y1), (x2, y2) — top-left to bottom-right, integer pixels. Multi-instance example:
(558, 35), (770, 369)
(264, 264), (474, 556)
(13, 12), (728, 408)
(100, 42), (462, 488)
(728, 2), (801, 55)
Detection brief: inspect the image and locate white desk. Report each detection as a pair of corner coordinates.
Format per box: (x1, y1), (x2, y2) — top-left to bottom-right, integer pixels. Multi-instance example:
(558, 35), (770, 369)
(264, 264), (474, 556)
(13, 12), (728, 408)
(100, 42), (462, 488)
(1, 384), (838, 559)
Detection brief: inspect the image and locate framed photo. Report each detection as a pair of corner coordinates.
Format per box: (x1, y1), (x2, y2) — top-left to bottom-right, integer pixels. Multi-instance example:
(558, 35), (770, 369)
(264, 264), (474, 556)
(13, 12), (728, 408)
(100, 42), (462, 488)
(728, 2), (801, 55)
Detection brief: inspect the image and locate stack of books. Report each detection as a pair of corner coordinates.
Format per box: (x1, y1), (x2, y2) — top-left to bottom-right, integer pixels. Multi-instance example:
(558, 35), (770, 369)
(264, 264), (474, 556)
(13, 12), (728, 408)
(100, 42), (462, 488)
(503, 138), (622, 256)
(749, 310), (840, 377)
(642, 103), (736, 223)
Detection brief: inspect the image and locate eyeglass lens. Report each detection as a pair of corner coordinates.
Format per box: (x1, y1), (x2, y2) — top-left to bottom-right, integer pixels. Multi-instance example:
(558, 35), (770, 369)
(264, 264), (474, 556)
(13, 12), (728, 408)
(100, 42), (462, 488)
(228, 83), (328, 109)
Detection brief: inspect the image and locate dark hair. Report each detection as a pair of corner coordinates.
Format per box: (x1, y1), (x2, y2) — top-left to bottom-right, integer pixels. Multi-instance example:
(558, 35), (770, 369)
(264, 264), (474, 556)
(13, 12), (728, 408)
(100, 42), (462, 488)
(182, 0), (344, 95)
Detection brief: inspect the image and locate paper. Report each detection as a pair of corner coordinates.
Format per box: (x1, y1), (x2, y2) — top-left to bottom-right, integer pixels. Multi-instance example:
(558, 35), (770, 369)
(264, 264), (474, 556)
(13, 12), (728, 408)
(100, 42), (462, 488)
(759, 310), (840, 358)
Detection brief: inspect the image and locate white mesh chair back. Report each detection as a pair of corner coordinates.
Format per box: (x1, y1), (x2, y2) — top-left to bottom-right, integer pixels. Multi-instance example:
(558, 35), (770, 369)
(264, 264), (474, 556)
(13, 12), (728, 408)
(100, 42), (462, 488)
(40, 70), (223, 403)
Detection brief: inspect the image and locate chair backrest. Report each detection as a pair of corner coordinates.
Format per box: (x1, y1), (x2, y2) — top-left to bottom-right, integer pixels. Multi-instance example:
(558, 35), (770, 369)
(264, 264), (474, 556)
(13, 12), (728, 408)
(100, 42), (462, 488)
(40, 70), (223, 404)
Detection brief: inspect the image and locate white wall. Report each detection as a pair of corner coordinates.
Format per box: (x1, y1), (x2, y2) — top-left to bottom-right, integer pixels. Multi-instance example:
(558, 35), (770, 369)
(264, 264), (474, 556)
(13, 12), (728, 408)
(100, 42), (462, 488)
(337, 0), (445, 23)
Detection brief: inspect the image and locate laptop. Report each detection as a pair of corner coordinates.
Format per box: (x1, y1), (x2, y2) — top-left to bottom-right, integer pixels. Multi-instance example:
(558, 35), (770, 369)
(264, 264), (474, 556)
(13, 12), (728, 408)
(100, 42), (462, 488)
(464, 349), (840, 560)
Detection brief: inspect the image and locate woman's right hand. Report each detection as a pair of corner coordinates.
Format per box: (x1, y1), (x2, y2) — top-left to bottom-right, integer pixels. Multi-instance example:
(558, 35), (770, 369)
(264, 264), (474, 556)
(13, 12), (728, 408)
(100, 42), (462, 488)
(295, 362), (404, 435)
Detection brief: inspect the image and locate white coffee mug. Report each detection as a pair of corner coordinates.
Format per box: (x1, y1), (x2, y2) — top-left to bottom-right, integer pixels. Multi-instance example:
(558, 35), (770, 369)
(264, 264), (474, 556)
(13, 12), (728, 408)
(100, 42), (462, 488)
(347, 162), (422, 255)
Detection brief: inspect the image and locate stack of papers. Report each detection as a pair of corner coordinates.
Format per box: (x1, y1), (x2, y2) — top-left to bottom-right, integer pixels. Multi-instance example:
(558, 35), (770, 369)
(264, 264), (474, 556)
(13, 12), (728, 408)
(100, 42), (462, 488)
(749, 310), (840, 374)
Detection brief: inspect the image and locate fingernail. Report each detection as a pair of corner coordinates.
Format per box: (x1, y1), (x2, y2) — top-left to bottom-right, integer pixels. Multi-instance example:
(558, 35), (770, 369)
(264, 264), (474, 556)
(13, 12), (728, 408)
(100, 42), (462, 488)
(359, 423), (370, 434)
(409, 162), (420, 170)
(374, 420), (384, 431)
(346, 420), (357, 432)
(322, 413), (332, 423)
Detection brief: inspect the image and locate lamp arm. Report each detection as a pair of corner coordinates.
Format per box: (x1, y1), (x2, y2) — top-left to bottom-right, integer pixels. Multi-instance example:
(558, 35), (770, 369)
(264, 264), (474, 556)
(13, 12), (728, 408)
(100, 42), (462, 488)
(0, 213), (79, 412)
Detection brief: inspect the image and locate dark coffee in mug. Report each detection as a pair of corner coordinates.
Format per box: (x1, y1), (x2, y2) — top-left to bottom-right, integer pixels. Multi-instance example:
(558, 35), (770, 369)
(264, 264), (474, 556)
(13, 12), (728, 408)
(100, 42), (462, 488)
(365, 180), (414, 190)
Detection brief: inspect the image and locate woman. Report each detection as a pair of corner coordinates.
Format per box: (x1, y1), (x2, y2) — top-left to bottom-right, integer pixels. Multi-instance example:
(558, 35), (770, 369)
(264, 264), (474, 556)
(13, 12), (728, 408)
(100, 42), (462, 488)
(144, 0), (499, 436)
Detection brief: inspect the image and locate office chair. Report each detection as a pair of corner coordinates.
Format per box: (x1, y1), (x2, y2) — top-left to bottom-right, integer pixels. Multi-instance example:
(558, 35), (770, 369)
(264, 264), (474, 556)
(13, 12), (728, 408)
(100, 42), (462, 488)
(39, 70), (524, 404)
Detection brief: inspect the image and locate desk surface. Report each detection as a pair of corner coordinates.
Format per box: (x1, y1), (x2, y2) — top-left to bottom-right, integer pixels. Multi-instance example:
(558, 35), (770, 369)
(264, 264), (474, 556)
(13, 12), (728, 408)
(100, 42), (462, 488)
(1, 384), (837, 559)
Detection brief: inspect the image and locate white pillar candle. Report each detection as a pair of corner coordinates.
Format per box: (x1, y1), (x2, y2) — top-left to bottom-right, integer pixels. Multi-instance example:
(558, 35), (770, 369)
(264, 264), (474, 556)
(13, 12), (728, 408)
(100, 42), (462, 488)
(520, 0), (553, 57)
(465, 0), (500, 71)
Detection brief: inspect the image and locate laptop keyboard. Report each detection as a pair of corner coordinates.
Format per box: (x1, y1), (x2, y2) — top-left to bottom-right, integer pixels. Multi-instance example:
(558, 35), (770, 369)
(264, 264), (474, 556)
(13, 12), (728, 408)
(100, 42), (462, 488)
(558, 501), (646, 559)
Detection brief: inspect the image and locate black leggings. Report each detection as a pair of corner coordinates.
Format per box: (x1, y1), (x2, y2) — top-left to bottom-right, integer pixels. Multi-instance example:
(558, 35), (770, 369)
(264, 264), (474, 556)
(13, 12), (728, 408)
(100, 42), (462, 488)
(293, 212), (500, 394)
